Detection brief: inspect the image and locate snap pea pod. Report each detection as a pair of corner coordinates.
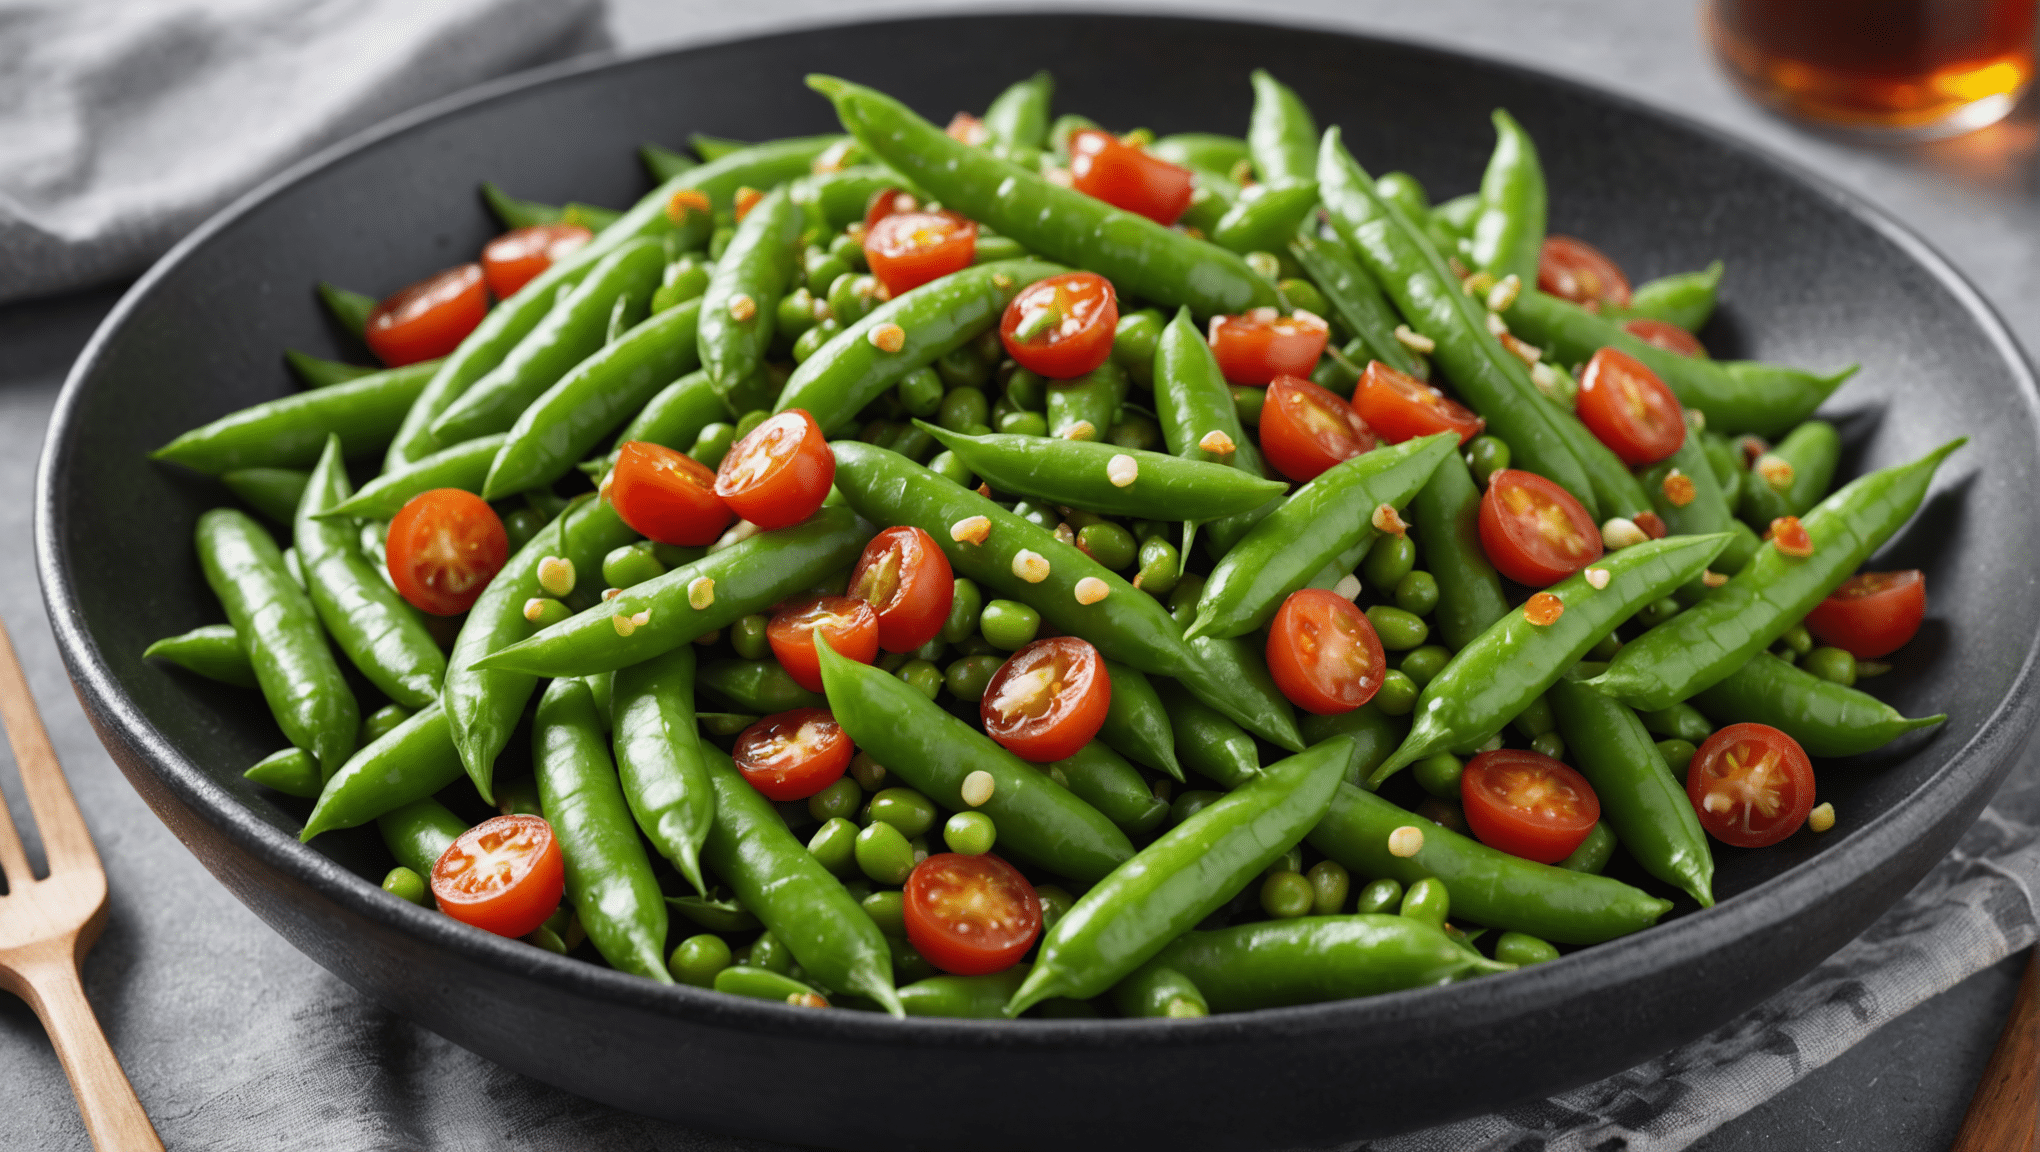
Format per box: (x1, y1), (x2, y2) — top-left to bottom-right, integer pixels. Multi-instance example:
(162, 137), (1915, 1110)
(1045, 360), (1126, 441)
(1212, 183), (1320, 256)
(918, 422), (1286, 520)
(1178, 166), (1241, 238)
(1503, 289), (1853, 438)
(1297, 705), (1406, 788)
(1739, 420), (1840, 526)
(481, 182), (563, 230)
(376, 797), (468, 880)
(1151, 133), (1251, 175)
(1371, 532), (1732, 785)
(285, 349), (375, 389)
(639, 143), (695, 182)
(1307, 782), (1673, 945)
(1006, 736), (1351, 1015)
(812, 76), (1275, 316)
(891, 965), (1031, 1019)
(143, 623), (255, 688)
(1638, 431), (1761, 582)
(612, 368), (733, 454)
(1547, 676), (1714, 907)
(535, 677), (672, 982)
(1611, 262), (1722, 333)
(1182, 635), (1304, 754)
(1152, 307), (1280, 555)
(245, 747), (322, 798)
(1410, 450), (1510, 650)
(1640, 702), (1713, 744)
(1113, 961), (1208, 1018)
(984, 71), (1053, 151)
(1111, 308), (1166, 389)
(798, 166), (900, 233)
(1097, 660), (1180, 780)
(320, 434), (505, 520)
(222, 467), (311, 524)
(1560, 821), (1619, 875)
(300, 704), (461, 839)
(1186, 432), (1459, 640)
(1154, 915), (1506, 1012)
(1286, 229), (1424, 378)
(612, 646), (715, 898)
(776, 259), (1067, 435)
(1155, 680), (1257, 790)
(1702, 430), (1746, 507)
(1587, 439), (1963, 711)
(1054, 743), (1169, 837)
(296, 437), (444, 709)
(318, 283), (376, 340)
(1246, 69), (1318, 187)
(697, 659), (827, 713)
(1468, 109), (1546, 284)
(700, 186), (802, 399)
(474, 505), (874, 677)
(196, 509), (358, 778)
(1431, 193), (1481, 239)
(816, 638), (1133, 883)
(153, 361), (438, 474)
(1692, 651), (1945, 758)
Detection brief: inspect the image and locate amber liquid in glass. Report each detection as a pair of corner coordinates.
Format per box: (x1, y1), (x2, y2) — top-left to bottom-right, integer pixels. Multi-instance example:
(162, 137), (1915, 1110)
(1709, 0), (2036, 136)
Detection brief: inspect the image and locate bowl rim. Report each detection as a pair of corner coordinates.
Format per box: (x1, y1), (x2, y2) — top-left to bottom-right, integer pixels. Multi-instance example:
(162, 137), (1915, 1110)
(34, 8), (2040, 1049)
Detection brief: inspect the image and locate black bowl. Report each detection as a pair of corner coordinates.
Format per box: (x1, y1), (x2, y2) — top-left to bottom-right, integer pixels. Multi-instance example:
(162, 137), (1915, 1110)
(35, 13), (2040, 1150)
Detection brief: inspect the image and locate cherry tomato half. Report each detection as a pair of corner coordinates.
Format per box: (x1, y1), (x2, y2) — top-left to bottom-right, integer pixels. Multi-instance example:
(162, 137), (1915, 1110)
(980, 636), (1110, 763)
(1538, 235), (1631, 311)
(1068, 128), (1194, 226)
(386, 488), (508, 616)
(1258, 375), (1377, 482)
(609, 440), (732, 547)
(1687, 723), (1816, 848)
(481, 223), (591, 300)
(1209, 308), (1330, 386)
(1478, 469), (1604, 587)
(1266, 589), (1386, 715)
(864, 210), (977, 297)
(1622, 318), (1706, 358)
(863, 187), (923, 234)
(904, 853), (1041, 975)
(848, 526), (955, 653)
(768, 595), (881, 693)
(1805, 570), (1926, 659)
(431, 814), (564, 938)
(714, 409), (834, 530)
(1351, 360), (1486, 446)
(734, 708), (855, 801)
(1460, 750), (1601, 864)
(1576, 347), (1686, 466)
(365, 263), (489, 367)
(999, 271), (1119, 380)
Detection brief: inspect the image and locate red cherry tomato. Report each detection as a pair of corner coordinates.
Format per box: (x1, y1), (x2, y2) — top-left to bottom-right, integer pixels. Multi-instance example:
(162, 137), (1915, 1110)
(1622, 318), (1706, 358)
(1460, 750), (1601, 864)
(863, 210), (977, 297)
(999, 272), (1119, 379)
(481, 223), (592, 300)
(385, 489), (508, 616)
(365, 263), (489, 367)
(1209, 309), (1330, 385)
(714, 409), (834, 530)
(979, 636), (1110, 763)
(1805, 570), (1926, 659)
(863, 187), (923, 233)
(1687, 723), (1816, 848)
(608, 441), (732, 547)
(1351, 360), (1486, 446)
(768, 595), (881, 693)
(904, 853), (1041, 975)
(431, 814), (564, 938)
(848, 527), (955, 653)
(1538, 236), (1631, 311)
(1258, 375), (1377, 482)
(1067, 129), (1194, 226)
(1576, 347), (1686, 466)
(1266, 589), (1386, 715)
(733, 708), (855, 801)
(1478, 469), (1604, 587)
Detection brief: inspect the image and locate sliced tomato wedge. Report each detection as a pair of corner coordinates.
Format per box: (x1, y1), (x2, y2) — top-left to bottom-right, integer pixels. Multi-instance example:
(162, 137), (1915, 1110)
(365, 263), (489, 366)
(734, 708), (855, 801)
(1258, 375), (1376, 482)
(999, 271), (1119, 380)
(848, 526), (955, 653)
(904, 853), (1041, 976)
(714, 409), (834, 530)
(1538, 236), (1631, 311)
(864, 209), (977, 297)
(1688, 723), (1816, 848)
(1805, 570), (1926, 659)
(1622, 318), (1706, 358)
(1068, 129), (1194, 225)
(481, 224), (591, 300)
(1210, 308), (1330, 386)
(1478, 469), (1604, 586)
(980, 636), (1110, 763)
(1576, 347), (1686, 466)
(1266, 589), (1386, 715)
(1461, 750), (1601, 864)
(768, 595), (881, 693)
(609, 440), (732, 547)
(431, 814), (564, 938)
(1351, 360), (1485, 446)
(386, 488), (508, 616)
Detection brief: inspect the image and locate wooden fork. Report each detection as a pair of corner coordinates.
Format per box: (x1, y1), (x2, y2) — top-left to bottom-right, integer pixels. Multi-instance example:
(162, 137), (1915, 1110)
(0, 618), (162, 1151)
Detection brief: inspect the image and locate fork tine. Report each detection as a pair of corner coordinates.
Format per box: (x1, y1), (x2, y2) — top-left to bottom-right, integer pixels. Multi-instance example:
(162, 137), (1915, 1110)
(0, 752), (33, 888)
(0, 619), (99, 877)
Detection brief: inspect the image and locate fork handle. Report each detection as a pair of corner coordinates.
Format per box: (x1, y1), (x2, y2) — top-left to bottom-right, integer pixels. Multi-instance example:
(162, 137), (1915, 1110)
(14, 955), (163, 1152)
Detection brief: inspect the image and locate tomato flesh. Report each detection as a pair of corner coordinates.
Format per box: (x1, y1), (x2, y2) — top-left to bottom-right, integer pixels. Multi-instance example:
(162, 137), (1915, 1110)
(999, 272), (1118, 380)
(863, 187), (923, 233)
(1688, 724), (1816, 848)
(386, 488), (508, 616)
(1266, 589), (1386, 715)
(1538, 236), (1631, 311)
(1209, 308), (1330, 386)
(609, 440), (732, 547)
(365, 263), (489, 367)
(1478, 469), (1604, 587)
(1067, 129), (1193, 226)
(1461, 750), (1600, 864)
(768, 595), (881, 693)
(864, 209), (977, 297)
(904, 853), (1041, 976)
(1576, 347), (1685, 466)
(714, 409), (834, 530)
(481, 224), (591, 300)
(1258, 374), (1377, 482)
(734, 708), (855, 801)
(1622, 318), (1706, 358)
(1805, 570), (1926, 659)
(980, 636), (1110, 763)
(1351, 360), (1485, 445)
(848, 526), (955, 653)
(431, 814), (564, 938)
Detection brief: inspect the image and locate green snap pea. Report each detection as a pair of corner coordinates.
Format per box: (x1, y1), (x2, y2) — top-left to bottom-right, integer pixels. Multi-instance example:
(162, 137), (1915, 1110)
(1286, 228), (1424, 378)
(1613, 262), (1723, 332)
(245, 747), (322, 798)
(285, 348), (376, 389)
(1398, 876), (1450, 928)
(1530, 731), (1568, 761)
(144, 623), (256, 689)
(651, 254), (713, 313)
(808, 818), (860, 877)
(714, 965), (826, 1004)
(855, 820), (916, 885)
(1045, 361), (1126, 442)
(1374, 171), (1429, 220)
(1213, 183), (1322, 256)
(1096, 660), (1181, 780)
(222, 467), (311, 524)
(943, 654), (1001, 701)
(301, 704), (461, 839)
(1468, 110), (1546, 284)
(920, 422), (1286, 521)
(1155, 680), (1259, 790)
(1170, 790), (1220, 826)
(1656, 738), (1698, 774)
(1412, 451), (1510, 650)
(1739, 420), (1841, 526)
(1113, 961), (1208, 1018)
(897, 965), (1032, 1019)
(1639, 432), (1760, 594)
(154, 360), (439, 474)
(318, 282), (375, 339)
(612, 645), (715, 897)
(1362, 532), (1417, 593)
(667, 892), (760, 933)
(1560, 822), (1619, 875)
(861, 889), (907, 935)
(1355, 877), (1403, 915)
(897, 366), (946, 419)
(1691, 651), (1943, 757)
(699, 183), (801, 400)
(1639, 702), (1713, 744)
(1246, 69), (1319, 187)
(670, 934), (733, 987)
(937, 580), (984, 648)
(1133, 537), (1180, 598)
(1154, 914), (1505, 1013)
(777, 287), (821, 339)
(1412, 752), (1464, 799)
(984, 69), (1054, 150)
(1780, 622), (1816, 657)
(1152, 133), (1251, 173)
(1495, 932), (1561, 966)
(1464, 435), (1511, 487)
(1277, 277), (1330, 319)
(749, 930), (798, 974)
(1548, 676), (1714, 907)
(1366, 606), (1430, 651)
(1055, 743), (1169, 837)
(698, 659), (827, 713)
(375, 796), (467, 878)
(1298, 704), (1407, 787)
(359, 703), (412, 747)
(1111, 308), (1165, 389)
(1152, 307), (1282, 555)
(1803, 646), (1856, 685)
(321, 433), (505, 520)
